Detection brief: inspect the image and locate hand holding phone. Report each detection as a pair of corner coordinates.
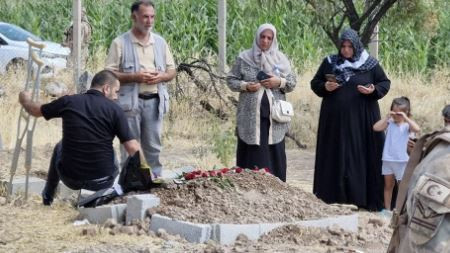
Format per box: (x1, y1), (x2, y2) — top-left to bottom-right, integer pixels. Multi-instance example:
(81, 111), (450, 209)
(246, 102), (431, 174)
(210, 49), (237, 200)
(257, 71), (271, 81)
(324, 74), (340, 91)
(357, 83), (374, 94)
(325, 74), (337, 82)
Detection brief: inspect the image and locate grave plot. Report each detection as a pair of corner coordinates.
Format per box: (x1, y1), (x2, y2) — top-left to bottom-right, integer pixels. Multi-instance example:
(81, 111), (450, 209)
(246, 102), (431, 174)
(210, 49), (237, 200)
(149, 169), (353, 224)
(83, 168), (359, 245)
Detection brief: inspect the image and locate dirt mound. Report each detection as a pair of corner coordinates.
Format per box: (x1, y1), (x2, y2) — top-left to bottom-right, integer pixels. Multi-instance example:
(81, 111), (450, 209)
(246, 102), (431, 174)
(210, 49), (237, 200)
(253, 213), (392, 252)
(148, 170), (353, 224)
(220, 213), (392, 253)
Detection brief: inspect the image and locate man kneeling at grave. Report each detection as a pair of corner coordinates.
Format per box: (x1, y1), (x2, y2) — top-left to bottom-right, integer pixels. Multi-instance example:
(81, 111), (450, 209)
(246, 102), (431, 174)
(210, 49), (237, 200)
(19, 70), (151, 206)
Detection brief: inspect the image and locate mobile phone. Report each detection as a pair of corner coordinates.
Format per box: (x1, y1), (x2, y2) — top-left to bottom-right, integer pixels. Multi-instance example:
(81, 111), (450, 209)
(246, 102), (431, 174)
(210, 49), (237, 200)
(257, 71), (271, 81)
(325, 74), (337, 82)
(409, 137), (418, 142)
(363, 83), (372, 88)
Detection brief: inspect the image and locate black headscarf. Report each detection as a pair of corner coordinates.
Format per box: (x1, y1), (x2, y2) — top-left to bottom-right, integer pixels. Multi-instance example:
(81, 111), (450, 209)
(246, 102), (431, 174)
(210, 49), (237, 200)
(328, 28), (378, 83)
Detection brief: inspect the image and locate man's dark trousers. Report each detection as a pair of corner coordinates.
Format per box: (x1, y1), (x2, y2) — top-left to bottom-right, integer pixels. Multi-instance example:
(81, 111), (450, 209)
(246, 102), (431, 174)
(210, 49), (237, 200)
(42, 142), (117, 205)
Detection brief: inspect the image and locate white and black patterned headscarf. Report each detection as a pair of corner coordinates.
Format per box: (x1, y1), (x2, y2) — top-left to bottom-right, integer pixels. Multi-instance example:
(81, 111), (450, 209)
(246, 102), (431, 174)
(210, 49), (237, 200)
(239, 24), (291, 75)
(327, 28), (378, 83)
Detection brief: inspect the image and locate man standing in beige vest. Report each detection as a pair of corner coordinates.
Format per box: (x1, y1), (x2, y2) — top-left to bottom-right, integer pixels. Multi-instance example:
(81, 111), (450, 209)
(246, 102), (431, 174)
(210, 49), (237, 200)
(105, 0), (176, 177)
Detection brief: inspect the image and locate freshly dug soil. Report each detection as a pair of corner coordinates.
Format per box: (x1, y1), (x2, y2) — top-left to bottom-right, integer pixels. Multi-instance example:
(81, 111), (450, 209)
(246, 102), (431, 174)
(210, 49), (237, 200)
(147, 170), (353, 224)
(250, 213), (393, 253)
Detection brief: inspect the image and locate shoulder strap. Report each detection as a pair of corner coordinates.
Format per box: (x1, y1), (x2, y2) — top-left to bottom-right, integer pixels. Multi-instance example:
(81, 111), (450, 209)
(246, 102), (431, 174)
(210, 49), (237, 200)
(424, 131), (450, 156)
(395, 129), (450, 212)
(388, 128), (450, 252)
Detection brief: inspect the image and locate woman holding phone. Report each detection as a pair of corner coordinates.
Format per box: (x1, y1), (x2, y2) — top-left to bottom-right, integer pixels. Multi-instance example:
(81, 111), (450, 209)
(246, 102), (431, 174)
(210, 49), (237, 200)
(310, 28), (390, 211)
(226, 23), (297, 182)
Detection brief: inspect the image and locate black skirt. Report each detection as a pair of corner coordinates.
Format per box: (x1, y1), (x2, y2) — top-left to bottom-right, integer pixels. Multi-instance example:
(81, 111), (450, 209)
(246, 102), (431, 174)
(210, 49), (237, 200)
(236, 91), (287, 181)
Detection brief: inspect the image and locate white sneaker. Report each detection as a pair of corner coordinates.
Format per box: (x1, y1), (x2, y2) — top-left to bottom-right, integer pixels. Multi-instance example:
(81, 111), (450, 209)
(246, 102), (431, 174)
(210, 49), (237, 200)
(379, 209), (393, 219)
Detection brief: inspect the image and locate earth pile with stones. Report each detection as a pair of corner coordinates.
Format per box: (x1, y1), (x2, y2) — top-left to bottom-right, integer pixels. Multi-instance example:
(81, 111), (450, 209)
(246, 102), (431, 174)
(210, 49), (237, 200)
(147, 169), (353, 224)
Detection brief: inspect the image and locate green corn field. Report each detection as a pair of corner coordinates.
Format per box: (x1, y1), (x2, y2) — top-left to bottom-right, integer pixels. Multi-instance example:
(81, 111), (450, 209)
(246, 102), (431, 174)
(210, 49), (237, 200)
(0, 0), (448, 74)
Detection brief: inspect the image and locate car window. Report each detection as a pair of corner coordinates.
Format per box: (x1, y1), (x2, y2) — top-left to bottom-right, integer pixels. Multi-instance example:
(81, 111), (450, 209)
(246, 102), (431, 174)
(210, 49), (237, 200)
(0, 36), (6, 45)
(0, 23), (41, 42)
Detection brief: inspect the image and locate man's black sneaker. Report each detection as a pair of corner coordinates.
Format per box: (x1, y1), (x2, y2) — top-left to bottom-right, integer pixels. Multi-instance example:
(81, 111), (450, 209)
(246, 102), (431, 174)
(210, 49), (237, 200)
(42, 193), (53, 206)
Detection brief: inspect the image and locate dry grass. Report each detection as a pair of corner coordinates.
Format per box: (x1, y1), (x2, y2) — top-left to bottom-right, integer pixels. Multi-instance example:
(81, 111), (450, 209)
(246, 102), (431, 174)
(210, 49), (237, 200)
(0, 68), (76, 150)
(379, 68), (450, 133)
(0, 61), (448, 169)
(287, 66), (450, 149)
(0, 194), (165, 253)
(0, 61), (447, 252)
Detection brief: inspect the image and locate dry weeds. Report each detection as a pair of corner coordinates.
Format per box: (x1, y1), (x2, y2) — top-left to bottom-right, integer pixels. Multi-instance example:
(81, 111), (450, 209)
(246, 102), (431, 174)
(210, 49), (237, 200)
(1, 60), (448, 151)
(0, 59), (448, 252)
(0, 195), (175, 253)
(287, 67), (450, 149)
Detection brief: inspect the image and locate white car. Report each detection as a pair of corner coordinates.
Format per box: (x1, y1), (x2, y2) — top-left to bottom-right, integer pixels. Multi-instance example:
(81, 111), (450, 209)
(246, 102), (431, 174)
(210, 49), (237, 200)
(0, 22), (70, 75)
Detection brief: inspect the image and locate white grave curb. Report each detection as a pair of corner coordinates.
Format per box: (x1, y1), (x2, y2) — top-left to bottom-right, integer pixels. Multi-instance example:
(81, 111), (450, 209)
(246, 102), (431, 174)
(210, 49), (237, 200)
(149, 213), (358, 245)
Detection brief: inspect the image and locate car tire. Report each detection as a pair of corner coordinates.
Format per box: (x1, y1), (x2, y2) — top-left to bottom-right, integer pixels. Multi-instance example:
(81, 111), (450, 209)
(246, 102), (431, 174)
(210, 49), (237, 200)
(6, 58), (26, 73)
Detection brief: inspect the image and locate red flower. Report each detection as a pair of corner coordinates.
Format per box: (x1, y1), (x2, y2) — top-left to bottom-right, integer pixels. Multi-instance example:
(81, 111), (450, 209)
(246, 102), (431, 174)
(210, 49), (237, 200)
(263, 168), (270, 173)
(209, 171), (217, 177)
(184, 173), (195, 180)
(221, 168), (230, 174)
(201, 172), (208, 178)
(194, 170), (202, 175)
(217, 172), (223, 177)
(235, 167), (243, 173)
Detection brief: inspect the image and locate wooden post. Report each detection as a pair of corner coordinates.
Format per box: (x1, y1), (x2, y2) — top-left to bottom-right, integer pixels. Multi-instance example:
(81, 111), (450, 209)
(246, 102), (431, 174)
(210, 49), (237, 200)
(366, 1), (379, 59)
(218, 0), (226, 74)
(368, 24), (379, 59)
(73, 0), (81, 93)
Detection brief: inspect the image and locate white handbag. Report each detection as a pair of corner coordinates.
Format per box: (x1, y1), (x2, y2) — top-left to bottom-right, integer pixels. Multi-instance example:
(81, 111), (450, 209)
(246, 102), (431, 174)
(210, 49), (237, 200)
(271, 99), (294, 123)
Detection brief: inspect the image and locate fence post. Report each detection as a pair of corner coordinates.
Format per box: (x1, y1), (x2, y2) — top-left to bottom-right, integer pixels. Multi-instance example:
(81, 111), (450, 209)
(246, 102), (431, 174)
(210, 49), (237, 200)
(73, 0), (82, 92)
(366, 0), (379, 59)
(218, 0), (226, 74)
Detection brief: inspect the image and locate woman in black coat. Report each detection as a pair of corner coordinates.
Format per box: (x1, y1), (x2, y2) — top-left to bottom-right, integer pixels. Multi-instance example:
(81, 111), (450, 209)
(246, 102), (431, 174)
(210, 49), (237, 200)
(310, 28), (390, 211)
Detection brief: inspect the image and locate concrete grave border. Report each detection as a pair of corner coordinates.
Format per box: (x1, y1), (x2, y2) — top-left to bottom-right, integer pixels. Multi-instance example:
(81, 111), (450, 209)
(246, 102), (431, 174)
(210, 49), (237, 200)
(150, 213), (359, 245)
(1, 176), (80, 199)
(78, 203), (127, 224)
(76, 193), (358, 245)
(1, 176), (46, 196)
(78, 194), (160, 224)
(5, 177), (358, 246)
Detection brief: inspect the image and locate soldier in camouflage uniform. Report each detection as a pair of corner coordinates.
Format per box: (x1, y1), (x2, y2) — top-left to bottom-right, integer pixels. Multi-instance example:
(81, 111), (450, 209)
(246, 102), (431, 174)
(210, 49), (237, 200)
(63, 8), (92, 69)
(389, 105), (450, 253)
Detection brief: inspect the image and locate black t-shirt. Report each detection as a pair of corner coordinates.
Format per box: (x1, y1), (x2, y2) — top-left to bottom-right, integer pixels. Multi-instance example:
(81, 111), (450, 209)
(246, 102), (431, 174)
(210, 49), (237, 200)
(41, 89), (133, 181)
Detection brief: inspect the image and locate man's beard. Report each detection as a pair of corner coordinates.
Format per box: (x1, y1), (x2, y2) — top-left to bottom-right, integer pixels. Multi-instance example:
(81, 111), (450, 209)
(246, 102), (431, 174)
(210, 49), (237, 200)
(106, 92), (116, 100)
(137, 25), (152, 34)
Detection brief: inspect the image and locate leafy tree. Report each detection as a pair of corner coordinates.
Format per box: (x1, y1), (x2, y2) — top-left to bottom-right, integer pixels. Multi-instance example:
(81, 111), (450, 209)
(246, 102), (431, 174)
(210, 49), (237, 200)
(304, 0), (398, 47)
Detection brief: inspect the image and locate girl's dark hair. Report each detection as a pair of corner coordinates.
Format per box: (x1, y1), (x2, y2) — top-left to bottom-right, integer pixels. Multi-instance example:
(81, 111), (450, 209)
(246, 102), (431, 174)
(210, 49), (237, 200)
(390, 96), (411, 116)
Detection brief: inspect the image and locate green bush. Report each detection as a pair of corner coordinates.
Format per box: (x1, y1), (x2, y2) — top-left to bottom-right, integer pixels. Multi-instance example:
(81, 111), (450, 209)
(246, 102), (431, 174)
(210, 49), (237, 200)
(210, 123), (236, 167)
